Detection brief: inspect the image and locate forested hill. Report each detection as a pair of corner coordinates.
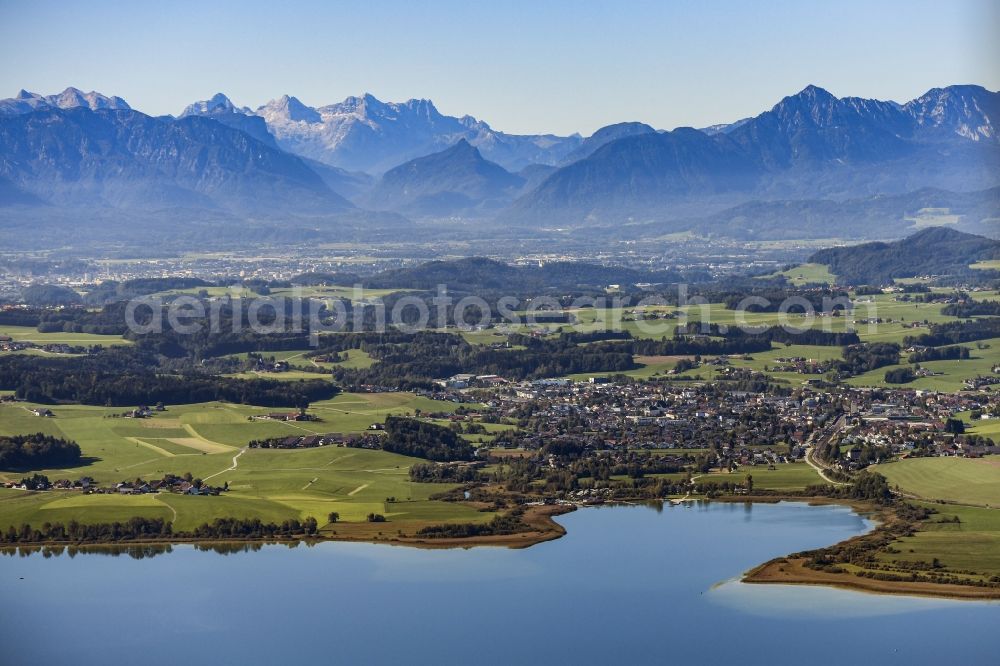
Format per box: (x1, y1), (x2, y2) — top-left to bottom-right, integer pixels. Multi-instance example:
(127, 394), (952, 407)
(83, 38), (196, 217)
(808, 227), (1000, 285)
(363, 257), (688, 292)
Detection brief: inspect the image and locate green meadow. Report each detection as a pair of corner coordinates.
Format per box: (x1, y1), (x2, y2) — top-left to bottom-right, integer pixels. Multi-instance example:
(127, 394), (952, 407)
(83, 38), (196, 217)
(0, 324), (132, 346)
(883, 502), (1000, 578)
(0, 445), (490, 532)
(766, 262), (837, 286)
(873, 456), (1000, 507)
(698, 462), (824, 491)
(322, 348), (376, 369)
(845, 338), (1000, 393)
(0, 393), (488, 533)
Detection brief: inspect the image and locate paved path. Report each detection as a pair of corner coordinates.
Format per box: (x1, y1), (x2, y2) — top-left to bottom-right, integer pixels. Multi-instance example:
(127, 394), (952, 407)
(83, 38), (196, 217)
(204, 447), (247, 482)
(670, 474), (703, 504)
(805, 446), (848, 486)
(156, 495), (179, 522)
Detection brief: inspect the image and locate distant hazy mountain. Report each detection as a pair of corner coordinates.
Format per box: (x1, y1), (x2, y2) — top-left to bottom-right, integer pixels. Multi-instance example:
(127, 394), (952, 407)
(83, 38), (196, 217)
(699, 117), (751, 135)
(507, 84), (1000, 226)
(0, 87), (131, 115)
(254, 92), (581, 173)
(366, 139), (524, 216)
(685, 187), (1000, 240)
(808, 227), (1000, 284)
(298, 157), (375, 204)
(179, 93), (279, 149)
(516, 163), (559, 193)
(559, 121), (656, 164)
(0, 106), (351, 213)
(2, 84), (998, 245)
(507, 128), (763, 222)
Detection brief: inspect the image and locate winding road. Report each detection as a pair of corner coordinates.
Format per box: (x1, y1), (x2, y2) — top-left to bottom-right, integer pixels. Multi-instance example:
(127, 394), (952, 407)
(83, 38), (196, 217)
(204, 447), (247, 482)
(805, 415), (849, 486)
(805, 446), (847, 485)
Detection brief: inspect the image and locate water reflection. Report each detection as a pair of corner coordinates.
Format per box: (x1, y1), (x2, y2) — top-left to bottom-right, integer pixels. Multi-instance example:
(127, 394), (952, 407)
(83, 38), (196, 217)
(0, 540), (312, 559)
(1, 502), (997, 665)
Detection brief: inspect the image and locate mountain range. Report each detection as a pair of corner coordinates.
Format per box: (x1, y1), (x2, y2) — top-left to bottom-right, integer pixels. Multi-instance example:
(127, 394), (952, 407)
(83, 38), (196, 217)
(506, 85), (1000, 225)
(0, 104), (350, 213)
(253, 92), (583, 173)
(0, 84), (997, 242)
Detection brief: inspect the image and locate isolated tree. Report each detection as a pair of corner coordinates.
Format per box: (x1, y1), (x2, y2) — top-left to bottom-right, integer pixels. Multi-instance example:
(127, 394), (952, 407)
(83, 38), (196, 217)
(327, 512), (340, 524)
(745, 474), (754, 493)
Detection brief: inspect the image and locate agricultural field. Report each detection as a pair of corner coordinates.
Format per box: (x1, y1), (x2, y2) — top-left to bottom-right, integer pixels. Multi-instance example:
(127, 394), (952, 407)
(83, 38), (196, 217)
(845, 337), (1000, 392)
(0, 446), (490, 532)
(564, 354), (684, 381)
(131, 283), (406, 301)
(882, 502), (1000, 578)
(423, 418), (515, 445)
(0, 392), (470, 484)
(873, 456), (1000, 508)
(904, 207), (960, 229)
(766, 262), (837, 286)
(221, 348), (375, 373)
(723, 344), (845, 384)
(322, 348), (376, 369)
(0, 324), (131, 347)
(129, 285), (251, 299)
(0, 393), (490, 532)
(959, 413), (1000, 440)
(697, 462), (823, 491)
(224, 369), (332, 381)
(269, 285), (404, 299)
(510, 291), (992, 390)
(969, 289), (1000, 301)
(486, 292), (967, 350)
(222, 350), (314, 363)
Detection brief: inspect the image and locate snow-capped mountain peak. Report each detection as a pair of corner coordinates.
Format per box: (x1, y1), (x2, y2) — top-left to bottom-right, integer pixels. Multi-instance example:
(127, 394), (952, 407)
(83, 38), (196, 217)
(0, 87), (131, 115)
(903, 84), (997, 141)
(179, 93), (251, 118)
(254, 91), (581, 172)
(256, 94), (322, 124)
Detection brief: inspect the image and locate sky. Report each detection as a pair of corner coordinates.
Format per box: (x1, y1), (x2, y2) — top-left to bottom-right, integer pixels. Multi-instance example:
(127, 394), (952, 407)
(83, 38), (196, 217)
(1, 0), (997, 135)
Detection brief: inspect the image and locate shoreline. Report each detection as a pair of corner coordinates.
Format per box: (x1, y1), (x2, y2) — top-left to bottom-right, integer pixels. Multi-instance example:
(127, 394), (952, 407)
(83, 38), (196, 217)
(5, 496), (999, 600)
(0, 503), (574, 552)
(742, 557), (1000, 600)
(734, 497), (1000, 601)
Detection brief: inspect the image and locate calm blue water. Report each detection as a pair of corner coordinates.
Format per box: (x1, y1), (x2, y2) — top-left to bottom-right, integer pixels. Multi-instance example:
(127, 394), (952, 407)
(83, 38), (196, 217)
(1, 501), (998, 665)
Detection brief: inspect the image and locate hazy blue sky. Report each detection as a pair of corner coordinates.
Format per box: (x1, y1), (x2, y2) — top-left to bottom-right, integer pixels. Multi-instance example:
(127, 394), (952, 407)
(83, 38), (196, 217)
(1, 0), (997, 135)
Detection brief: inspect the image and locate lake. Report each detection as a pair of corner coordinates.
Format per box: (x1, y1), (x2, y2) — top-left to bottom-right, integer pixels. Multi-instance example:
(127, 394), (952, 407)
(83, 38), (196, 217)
(2, 501), (998, 665)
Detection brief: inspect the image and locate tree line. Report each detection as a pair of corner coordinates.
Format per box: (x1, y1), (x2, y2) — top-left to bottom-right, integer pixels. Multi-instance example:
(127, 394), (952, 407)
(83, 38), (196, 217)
(0, 433), (81, 470)
(1, 515), (321, 544)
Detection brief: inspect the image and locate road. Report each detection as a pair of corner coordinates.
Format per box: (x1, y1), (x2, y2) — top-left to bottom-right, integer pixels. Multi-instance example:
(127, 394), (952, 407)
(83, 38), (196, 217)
(204, 447), (247, 482)
(805, 414), (849, 486)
